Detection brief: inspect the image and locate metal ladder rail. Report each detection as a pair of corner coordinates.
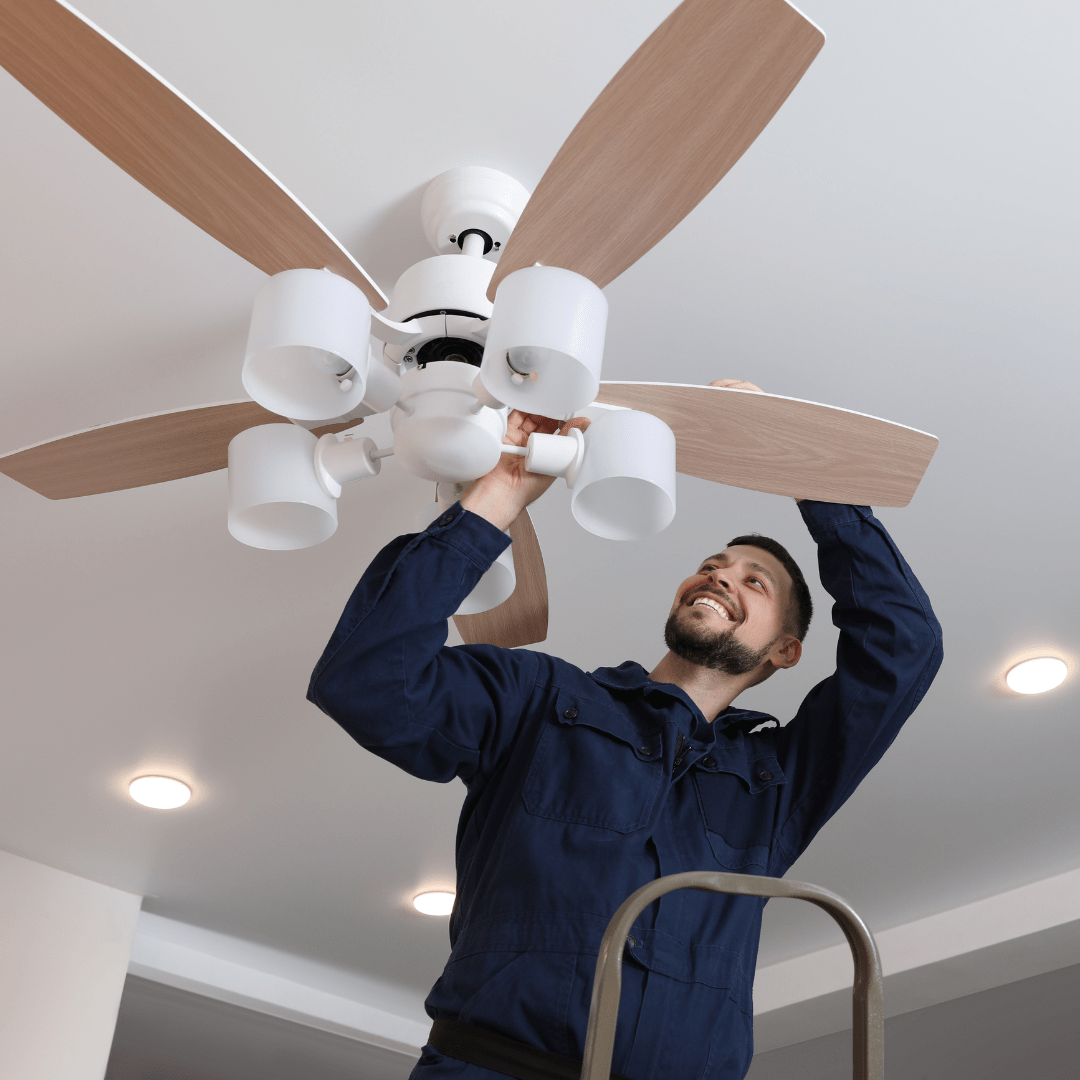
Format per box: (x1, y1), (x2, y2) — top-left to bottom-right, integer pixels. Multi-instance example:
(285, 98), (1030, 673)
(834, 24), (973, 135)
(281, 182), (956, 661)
(580, 871), (884, 1080)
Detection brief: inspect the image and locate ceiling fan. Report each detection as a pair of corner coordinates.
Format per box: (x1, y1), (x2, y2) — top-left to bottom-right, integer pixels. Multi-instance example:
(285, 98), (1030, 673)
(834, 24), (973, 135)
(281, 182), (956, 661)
(0, 0), (937, 650)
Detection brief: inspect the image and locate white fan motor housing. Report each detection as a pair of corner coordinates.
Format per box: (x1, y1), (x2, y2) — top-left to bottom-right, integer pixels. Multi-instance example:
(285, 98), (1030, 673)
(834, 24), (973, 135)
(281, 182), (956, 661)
(382, 254), (494, 370)
(391, 361), (508, 482)
(384, 254), (495, 323)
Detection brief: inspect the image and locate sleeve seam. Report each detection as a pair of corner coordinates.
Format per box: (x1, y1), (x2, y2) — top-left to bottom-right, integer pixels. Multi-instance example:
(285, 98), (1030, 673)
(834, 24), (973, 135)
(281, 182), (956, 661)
(439, 530), (509, 572)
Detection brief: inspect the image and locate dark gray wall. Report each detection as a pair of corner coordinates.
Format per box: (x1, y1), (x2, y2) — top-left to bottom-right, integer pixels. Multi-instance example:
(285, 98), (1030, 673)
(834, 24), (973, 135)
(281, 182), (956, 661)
(748, 961), (1080, 1080)
(106, 977), (414, 1080)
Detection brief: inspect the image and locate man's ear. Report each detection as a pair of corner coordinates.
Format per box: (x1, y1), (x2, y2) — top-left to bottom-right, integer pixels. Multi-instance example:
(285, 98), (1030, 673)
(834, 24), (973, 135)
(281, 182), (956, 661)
(770, 635), (802, 670)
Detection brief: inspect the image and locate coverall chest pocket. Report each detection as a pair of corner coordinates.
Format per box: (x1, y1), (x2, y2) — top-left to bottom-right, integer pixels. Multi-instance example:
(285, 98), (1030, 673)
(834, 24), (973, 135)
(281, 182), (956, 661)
(693, 759), (784, 874)
(522, 697), (663, 834)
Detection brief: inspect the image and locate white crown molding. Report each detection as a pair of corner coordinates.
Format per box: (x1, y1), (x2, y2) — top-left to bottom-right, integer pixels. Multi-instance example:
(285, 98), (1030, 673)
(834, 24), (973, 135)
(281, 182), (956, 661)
(127, 865), (1080, 1058)
(128, 911), (429, 1056)
(753, 865), (1080, 1051)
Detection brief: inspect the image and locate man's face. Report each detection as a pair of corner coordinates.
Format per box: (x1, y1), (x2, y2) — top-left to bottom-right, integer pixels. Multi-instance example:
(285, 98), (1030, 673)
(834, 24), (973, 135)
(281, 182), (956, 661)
(664, 545), (795, 676)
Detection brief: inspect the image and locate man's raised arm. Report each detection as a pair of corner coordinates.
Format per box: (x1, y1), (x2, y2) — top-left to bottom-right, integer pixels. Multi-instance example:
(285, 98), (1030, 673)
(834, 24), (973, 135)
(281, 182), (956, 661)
(306, 503), (540, 785)
(770, 501), (943, 871)
(306, 409), (585, 786)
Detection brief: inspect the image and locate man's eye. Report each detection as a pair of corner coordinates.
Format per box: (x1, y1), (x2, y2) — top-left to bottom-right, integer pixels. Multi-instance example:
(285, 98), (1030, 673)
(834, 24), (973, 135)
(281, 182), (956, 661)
(749, 577), (764, 588)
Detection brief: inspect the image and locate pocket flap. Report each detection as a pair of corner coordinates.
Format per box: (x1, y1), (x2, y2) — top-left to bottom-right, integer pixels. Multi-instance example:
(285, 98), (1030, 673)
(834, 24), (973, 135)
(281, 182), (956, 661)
(522, 690), (664, 833)
(696, 752), (785, 794)
(554, 690), (660, 762)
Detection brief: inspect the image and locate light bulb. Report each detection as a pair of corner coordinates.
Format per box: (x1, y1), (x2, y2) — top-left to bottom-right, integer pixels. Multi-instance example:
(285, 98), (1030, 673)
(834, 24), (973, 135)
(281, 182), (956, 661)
(1005, 657), (1068, 695)
(129, 776), (191, 809)
(413, 891), (456, 916)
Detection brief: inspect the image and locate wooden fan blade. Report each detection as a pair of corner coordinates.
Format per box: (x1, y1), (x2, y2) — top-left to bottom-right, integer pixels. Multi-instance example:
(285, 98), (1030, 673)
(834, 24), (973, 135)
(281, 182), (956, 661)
(594, 383), (937, 507)
(0, 401), (353, 500)
(0, 0), (386, 308)
(454, 509), (548, 649)
(489, 0), (823, 299)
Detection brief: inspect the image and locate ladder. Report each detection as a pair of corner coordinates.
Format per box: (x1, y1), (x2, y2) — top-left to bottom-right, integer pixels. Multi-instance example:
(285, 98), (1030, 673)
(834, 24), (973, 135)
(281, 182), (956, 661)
(581, 871), (884, 1080)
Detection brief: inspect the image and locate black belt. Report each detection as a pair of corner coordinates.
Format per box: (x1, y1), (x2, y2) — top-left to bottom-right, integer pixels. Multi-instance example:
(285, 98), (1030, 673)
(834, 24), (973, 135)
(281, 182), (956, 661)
(428, 1018), (632, 1080)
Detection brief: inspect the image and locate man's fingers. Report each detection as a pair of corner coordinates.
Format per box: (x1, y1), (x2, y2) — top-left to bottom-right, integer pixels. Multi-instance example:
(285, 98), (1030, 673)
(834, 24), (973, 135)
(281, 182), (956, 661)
(533, 415), (563, 436)
(503, 411), (584, 453)
(508, 411), (563, 436)
(710, 378), (763, 393)
(559, 416), (591, 434)
(504, 410), (536, 446)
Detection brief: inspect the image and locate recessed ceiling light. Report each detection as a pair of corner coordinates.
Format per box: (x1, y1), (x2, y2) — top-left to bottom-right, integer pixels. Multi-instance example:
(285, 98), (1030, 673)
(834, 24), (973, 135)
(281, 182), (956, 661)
(1005, 657), (1068, 695)
(128, 775), (191, 809)
(413, 891), (455, 916)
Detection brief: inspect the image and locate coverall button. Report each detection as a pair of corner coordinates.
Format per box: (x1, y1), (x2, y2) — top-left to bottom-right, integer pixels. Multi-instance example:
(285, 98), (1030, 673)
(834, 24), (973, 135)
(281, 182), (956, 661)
(638, 746), (653, 756)
(626, 935), (637, 949)
(701, 756), (716, 768)
(563, 707), (578, 719)
(437, 513), (453, 526)
(758, 769), (773, 782)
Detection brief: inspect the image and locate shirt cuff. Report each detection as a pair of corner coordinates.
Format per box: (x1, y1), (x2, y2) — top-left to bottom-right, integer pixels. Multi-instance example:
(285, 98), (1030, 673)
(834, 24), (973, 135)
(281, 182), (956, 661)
(798, 500), (874, 540)
(423, 501), (513, 569)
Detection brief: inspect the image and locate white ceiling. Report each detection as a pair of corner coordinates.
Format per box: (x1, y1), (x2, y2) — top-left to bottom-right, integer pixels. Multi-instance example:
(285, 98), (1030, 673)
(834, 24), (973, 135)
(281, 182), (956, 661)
(2, 0), (1079, 1024)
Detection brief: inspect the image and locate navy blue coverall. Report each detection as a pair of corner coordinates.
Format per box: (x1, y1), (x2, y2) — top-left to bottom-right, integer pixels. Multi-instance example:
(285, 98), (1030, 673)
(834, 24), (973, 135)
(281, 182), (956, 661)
(308, 500), (942, 1080)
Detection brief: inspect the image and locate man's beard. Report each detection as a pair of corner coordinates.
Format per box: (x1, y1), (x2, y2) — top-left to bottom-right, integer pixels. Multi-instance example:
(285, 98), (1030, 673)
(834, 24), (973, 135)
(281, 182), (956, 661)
(663, 608), (773, 675)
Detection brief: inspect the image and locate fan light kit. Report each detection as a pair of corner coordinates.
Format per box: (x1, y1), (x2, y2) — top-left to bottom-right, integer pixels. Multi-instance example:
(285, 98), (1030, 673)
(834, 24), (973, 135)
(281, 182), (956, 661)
(128, 776), (192, 810)
(413, 891), (456, 916)
(1005, 657), (1068, 695)
(0, 0), (941, 649)
(229, 193), (647, 559)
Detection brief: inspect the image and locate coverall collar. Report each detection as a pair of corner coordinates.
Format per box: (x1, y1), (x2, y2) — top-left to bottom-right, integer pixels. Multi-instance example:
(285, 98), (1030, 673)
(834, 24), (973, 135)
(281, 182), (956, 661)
(587, 661), (775, 734)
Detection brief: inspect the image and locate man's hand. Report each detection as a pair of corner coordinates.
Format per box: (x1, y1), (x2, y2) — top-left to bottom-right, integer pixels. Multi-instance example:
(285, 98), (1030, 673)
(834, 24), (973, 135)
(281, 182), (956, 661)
(463, 382), (771, 530)
(460, 411), (591, 531)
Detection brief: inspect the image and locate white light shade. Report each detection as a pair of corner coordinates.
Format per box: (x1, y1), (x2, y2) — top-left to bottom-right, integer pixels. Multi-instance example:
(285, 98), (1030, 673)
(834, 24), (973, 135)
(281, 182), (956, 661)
(1006, 657), (1068, 694)
(228, 424), (337, 550)
(480, 266), (607, 417)
(571, 409), (676, 541)
(129, 776), (191, 809)
(415, 501), (516, 613)
(413, 891), (456, 916)
(243, 269), (371, 422)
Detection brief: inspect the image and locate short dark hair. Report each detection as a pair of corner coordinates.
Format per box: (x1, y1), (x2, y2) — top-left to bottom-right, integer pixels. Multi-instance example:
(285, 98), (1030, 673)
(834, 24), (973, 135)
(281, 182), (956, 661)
(725, 533), (813, 641)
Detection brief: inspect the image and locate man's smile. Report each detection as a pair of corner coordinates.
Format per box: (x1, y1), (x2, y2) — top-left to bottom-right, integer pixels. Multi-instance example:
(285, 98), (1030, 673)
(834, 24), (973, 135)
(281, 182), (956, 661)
(682, 587), (740, 625)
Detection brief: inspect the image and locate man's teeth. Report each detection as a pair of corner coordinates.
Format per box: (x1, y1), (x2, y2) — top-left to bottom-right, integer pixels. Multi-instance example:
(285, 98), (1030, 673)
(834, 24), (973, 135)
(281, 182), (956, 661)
(692, 597), (731, 620)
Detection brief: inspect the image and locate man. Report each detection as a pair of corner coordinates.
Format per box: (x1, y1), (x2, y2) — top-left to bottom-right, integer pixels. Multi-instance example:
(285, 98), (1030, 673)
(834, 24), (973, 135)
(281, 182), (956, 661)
(308, 387), (943, 1080)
